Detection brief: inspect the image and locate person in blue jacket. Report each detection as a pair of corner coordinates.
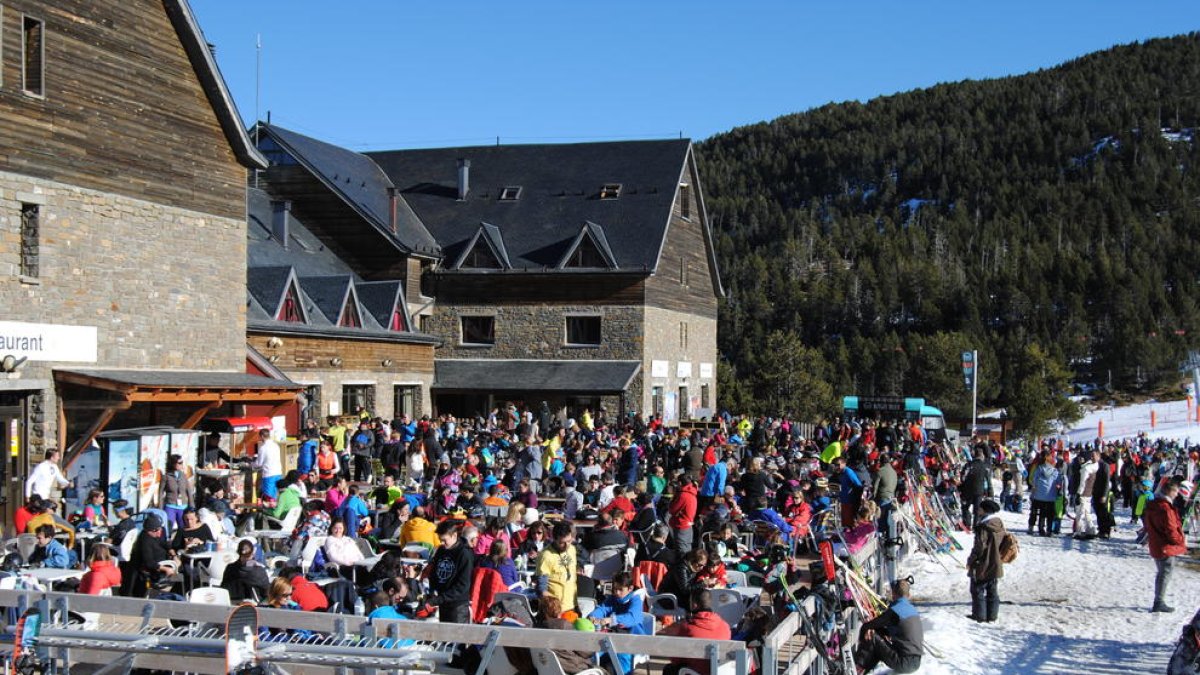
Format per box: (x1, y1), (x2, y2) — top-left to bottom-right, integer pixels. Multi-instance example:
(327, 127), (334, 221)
(747, 496), (793, 540)
(1027, 451), (1063, 537)
(296, 430), (318, 482)
(854, 578), (923, 674)
(700, 459), (729, 509)
(30, 524), (72, 568)
(587, 571), (648, 674)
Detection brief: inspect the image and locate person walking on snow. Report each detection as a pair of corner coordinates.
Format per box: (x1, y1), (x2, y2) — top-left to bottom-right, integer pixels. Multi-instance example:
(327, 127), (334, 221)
(1073, 451), (1099, 540)
(1145, 477), (1186, 613)
(966, 499), (1006, 622)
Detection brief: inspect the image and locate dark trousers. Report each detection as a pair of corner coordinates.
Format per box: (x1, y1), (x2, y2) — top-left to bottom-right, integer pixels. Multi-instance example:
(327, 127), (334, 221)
(854, 633), (922, 674)
(1029, 499), (1054, 534)
(354, 454), (373, 482)
(961, 493), (982, 528)
(439, 601), (471, 624)
(970, 577), (999, 621)
(1093, 496), (1114, 536)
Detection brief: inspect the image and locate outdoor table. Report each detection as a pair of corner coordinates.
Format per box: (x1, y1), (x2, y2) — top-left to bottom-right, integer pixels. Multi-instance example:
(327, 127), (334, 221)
(24, 567), (85, 584)
(182, 549), (223, 593)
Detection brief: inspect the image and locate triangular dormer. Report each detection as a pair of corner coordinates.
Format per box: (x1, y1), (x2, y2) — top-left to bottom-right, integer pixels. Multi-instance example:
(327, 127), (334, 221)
(338, 285), (363, 328)
(452, 222), (512, 270)
(558, 222), (618, 270)
(276, 273), (307, 323)
(355, 280), (414, 334)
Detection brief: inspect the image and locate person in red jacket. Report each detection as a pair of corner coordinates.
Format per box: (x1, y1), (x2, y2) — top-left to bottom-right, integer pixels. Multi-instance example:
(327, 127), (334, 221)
(13, 496), (40, 538)
(668, 478), (699, 553)
(78, 545), (122, 595)
(660, 587), (732, 675)
(281, 568), (330, 612)
(1145, 478), (1187, 612)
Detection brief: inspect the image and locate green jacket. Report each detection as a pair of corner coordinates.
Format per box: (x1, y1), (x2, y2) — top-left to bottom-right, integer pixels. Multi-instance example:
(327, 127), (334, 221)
(269, 485), (302, 520)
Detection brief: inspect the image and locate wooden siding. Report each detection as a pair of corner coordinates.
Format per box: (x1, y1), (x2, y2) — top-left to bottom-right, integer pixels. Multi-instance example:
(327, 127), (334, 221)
(427, 273), (646, 305)
(259, 165), (410, 279)
(645, 154), (719, 318)
(0, 0), (246, 219)
(247, 333), (434, 374)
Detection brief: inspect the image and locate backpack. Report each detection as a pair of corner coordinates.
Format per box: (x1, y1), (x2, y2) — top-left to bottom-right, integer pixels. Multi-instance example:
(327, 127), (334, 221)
(999, 531), (1019, 564)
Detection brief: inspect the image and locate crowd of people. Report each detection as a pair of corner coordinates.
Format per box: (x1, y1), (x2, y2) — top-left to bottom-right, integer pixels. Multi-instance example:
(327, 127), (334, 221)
(9, 404), (1198, 674)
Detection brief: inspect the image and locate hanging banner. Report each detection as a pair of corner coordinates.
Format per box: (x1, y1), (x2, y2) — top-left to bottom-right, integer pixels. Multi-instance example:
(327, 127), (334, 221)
(962, 351), (976, 389)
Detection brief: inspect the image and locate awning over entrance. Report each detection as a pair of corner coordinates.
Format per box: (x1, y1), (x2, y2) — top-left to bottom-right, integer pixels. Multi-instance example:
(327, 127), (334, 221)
(54, 369), (303, 460)
(433, 359), (641, 393)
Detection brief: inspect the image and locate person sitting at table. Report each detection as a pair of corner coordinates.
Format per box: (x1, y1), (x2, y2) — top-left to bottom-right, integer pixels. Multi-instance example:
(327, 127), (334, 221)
(373, 473), (405, 507)
(582, 511), (628, 556)
(600, 485), (636, 522)
(333, 485), (370, 537)
(694, 542), (728, 588)
(503, 502), (527, 539)
(15, 494), (42, 537)
(29, 524), (72, 569)
(587, 571), (649, 674)
(842, 502), (879, 555)
(659, 588), (732, 675)
(479, 539), (520, 587)
(109, 500), (136, 551)
(628, 493), (657, 534)
(79, 544), (121, 595)
(482, 484), (510, 508)
(171, 508), (214, 554)
(581, 476), (603, 509)
(513, 479), (538, 510)
(324, 476), (349, 513)
(203, 482), (232, 520)
(127, 515), (180, 598)
(516, 520), (548, 558)
(659, 548), (706, 602)
(562, 482), (584, 521)
(324, 520), (365, 572)
(475, 517), (510, 556)
(82, 489), (109, 528)
(635, 524), (678, 567)
(268, 473), (304, 521)
(26, 499), (76, 549)
(374, 499), (410, 541)
(399, 505), (438, 550)
(278, 566), (328, 612)
(220, 538), (269, 603)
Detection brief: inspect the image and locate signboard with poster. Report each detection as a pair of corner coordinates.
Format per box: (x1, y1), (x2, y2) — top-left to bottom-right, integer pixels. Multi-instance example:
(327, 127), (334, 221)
(139, 433), (169, 510)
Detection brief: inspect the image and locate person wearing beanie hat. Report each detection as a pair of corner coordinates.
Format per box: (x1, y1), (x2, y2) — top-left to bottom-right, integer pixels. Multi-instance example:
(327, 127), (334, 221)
(1145, 478), (1186, 612)
(966, 499), (1006, 623)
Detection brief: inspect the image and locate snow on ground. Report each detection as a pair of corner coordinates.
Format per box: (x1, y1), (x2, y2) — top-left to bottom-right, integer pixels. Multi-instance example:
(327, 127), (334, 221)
(1061, 396), (1200, 446)
(894, 505), (1200, 674)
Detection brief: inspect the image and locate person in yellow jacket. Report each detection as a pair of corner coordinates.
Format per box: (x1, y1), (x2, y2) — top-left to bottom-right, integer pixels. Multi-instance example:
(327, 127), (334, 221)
(399, 505), (439, 550)
(821, 440), (843, 465)
(581, 409), (594, 432)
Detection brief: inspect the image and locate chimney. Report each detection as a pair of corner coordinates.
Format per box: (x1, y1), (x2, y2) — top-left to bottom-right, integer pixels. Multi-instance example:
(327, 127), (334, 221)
(387, 187), (399, 234)
(456, 158), (470, 201)
(271, 200), (291, 248)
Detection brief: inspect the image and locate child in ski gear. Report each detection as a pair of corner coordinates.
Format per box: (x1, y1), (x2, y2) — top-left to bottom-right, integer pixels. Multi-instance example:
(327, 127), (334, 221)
(854, 578), (923, 674)
(1133, 478), (1154, 524)
(966, 499), (1005, 622)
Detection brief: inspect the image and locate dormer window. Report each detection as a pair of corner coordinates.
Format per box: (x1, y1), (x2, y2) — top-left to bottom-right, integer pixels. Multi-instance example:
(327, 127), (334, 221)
(338, 297), (362, 328)
(565, 237), (608, 269)
(599, 183), (622, 200)
(277, 280), (305, 323)
(499, 186), (522, 201)
(390, 308), (408, 331)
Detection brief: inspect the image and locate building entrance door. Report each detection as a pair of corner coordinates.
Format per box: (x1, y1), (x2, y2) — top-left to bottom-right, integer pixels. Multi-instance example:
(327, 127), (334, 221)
(0, 392), (30, 535)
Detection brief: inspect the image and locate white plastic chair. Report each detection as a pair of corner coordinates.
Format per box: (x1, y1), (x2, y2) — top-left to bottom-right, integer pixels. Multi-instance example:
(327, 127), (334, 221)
(299, 536), (327, 574)
(709, 588), (746, 629)
(265, 507), (302, 533)
(118, 529), (140, 563)
(530, 648), (607, 675)
(16, 534), (38, 564)
(648, 593), (686, 620)
(725, 570), (747, 587)
(589, 547), (625, 583)
(402, 543), (430, 560)
(484, 505), (508, 520)
(204, 550), (239, 587)
(188, 586), (232, 605)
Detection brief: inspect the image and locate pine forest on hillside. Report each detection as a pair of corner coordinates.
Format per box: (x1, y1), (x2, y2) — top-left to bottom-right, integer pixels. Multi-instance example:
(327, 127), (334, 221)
(697, 33), (1200, 434)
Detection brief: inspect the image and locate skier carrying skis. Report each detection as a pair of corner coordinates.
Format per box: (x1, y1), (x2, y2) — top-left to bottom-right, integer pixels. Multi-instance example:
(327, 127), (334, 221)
(853, 578), (923, 674)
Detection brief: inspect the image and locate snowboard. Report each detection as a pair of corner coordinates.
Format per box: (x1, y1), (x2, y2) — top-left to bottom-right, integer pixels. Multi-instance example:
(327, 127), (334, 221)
(12, 606), (46, 675)
(226, 603), (260, 675)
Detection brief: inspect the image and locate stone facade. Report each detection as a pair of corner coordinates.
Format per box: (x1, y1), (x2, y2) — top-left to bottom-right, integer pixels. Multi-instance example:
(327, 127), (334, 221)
(427, 304), (644, 360)
(0, 170), (248, 451)
(642, 305), (718, 421)
(246, 333), (434, 419)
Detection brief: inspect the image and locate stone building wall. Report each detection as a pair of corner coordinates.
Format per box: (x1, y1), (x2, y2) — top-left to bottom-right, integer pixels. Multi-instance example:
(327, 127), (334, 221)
(0, 170), (247, 450)
(426, 304), (644, 361)
(642, 305), (718, 421)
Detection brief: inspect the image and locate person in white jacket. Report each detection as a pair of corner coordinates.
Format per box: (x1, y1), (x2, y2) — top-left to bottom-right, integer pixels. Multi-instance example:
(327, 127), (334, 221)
(26, 448), (70, 500)
(1074, 455), (1099, 540)
(253, 429), (283, 500)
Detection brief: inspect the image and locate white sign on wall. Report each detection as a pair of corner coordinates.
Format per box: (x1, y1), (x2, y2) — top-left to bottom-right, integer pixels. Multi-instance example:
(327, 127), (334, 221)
(651, 360), (669, 378)
(0, 321), (97, 362)
(677, 361), (692, 379)
(700, 362), (714, 379)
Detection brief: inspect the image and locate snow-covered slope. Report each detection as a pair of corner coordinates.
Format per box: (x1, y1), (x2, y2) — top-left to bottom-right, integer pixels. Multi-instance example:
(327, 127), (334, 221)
(899, 507), (1199, 674)
(1062, 397), (1200, 445)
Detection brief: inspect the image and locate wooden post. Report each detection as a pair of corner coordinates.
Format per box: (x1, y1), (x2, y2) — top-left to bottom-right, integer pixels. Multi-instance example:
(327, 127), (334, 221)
(181, 401), (221, 429)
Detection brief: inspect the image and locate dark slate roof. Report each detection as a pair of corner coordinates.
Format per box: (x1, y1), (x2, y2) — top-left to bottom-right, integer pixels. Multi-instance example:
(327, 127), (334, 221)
(258, 124), (440, 256)
(163, 1), (267, 169)
(433, 360), (641, 393)
(247, 187), (361, 278)
(355, 281), (407, 329)
(246, 266), (293, 318)
(299, 275), (354, 327)
(366, 140), (691, 272)
(56, 369), (299, 389)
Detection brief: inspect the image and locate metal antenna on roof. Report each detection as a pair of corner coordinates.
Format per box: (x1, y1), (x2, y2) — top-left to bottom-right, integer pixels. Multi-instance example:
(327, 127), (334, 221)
(496, 136), (500, 146)
(253, 33), (263, 188)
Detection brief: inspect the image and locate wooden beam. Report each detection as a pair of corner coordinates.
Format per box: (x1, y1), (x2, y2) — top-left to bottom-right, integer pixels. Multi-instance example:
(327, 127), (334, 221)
(61, 400), (134, 411)
(181, 401), (221, 429)
(52, 371), (136, 394)
(56, 397), (66, 451)
(63, 407), (118, 465)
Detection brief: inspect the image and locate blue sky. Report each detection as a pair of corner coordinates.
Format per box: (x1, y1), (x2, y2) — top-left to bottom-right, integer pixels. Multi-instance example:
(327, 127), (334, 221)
(191, 1), (1197, 150)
